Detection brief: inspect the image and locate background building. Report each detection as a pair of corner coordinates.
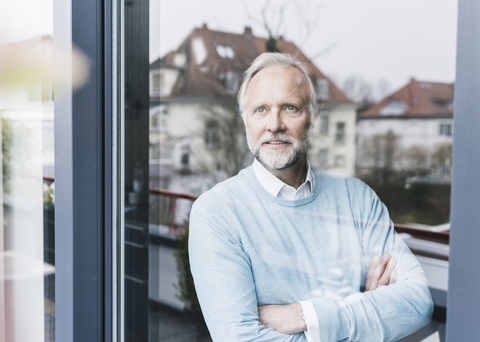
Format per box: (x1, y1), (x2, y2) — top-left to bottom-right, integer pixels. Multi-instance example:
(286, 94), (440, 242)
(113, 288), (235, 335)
(150, 24), (356, 195)
(356, 78), (454, 182)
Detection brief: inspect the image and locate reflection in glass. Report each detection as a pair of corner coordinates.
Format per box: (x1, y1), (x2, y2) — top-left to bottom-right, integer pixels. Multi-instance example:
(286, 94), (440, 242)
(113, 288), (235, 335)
(0, 33), (55, 342)
(120, 1), (456, 340)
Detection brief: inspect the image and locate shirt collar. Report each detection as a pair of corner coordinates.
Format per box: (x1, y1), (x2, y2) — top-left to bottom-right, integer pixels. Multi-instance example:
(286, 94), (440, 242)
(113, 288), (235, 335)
(252, 158), (315, 198)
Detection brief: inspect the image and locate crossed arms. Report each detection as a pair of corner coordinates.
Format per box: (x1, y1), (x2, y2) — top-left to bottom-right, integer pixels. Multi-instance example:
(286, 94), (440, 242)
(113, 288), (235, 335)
(189, 181), (433, 341)
(258, 253), (398, 335)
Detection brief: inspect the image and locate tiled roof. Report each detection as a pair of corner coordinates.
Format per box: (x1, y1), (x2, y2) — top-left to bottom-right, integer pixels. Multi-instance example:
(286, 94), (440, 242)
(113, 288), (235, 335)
(359, 78), (454, 118)
(253, 36), (352, 105)
(156, 24), (353, 104)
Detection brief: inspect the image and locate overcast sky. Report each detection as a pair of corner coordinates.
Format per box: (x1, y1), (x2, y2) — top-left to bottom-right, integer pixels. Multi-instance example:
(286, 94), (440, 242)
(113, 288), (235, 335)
(159, 0), (458, 95)
(1, 0), (457, 97)
(0, 0), (53, 45)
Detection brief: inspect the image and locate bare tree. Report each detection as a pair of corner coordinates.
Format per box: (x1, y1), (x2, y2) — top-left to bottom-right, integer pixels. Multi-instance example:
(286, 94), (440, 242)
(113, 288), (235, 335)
(375, 78), (391, 101)
(342, 75), (374, 104)
(241, 0), (327, 53)
(360, 131), (401, 184)
(401, 145), (429, 175)
(342, 76), (392, 103)
(431, 143), (452, 177)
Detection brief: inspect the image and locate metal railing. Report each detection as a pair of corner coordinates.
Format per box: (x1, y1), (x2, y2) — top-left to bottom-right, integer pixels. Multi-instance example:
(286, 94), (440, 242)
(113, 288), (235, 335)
(152, 188), (451, 243)
(149, 188), (198, 235)
(42, 177), (450, 244)
(394, 223), (449, 243)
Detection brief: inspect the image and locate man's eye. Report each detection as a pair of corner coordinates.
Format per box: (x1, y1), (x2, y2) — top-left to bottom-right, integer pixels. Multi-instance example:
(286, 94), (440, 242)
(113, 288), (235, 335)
(286, 105), (297, 111)
(256, 107), (265, 113)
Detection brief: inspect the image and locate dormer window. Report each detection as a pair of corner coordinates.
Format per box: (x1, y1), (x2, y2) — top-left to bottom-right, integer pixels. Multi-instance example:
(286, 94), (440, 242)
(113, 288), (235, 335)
(448, 99), (454, 111)
(215, 45), (235, 59)
(419, 82), (431, 89)
(192, 38), (207, 65)
(379, 100), (407, 115)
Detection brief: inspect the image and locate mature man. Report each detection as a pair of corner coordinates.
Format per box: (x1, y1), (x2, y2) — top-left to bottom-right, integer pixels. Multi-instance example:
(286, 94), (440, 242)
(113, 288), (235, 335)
(189, 53), (433, 341)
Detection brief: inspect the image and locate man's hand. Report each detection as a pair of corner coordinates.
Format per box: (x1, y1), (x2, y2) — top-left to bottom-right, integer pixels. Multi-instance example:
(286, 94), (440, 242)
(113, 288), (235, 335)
(258, 302), (306, 334)
(365, 253), (397, 291)
(258, 254), (396, 334)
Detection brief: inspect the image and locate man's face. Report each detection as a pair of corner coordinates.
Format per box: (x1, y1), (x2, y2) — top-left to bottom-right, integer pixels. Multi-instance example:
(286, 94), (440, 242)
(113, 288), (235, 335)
(244, 65), (311, 170)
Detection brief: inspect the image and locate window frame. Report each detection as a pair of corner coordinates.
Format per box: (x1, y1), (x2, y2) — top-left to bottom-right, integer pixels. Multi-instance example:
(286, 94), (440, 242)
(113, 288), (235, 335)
(51, 0), (480, 340)
(446, 0), (480, 339)
(439, 123), (453, 136)
(54, 0), (116, 340)
(335, 122), (346, 144)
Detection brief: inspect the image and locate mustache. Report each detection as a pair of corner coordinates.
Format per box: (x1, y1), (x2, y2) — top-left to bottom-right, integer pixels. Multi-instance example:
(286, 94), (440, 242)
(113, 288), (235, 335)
(258, 133), (298, 144)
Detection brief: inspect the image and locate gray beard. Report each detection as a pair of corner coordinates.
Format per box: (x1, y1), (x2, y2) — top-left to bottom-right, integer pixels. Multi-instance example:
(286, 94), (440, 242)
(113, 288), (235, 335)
(246, 130), (310, 170)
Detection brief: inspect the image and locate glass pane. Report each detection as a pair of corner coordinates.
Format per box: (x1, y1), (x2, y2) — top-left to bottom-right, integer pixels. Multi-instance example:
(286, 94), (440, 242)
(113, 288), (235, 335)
(123, 0), (151, 340)
(122, 1), (456, 341)
(0, 0), (55, 341)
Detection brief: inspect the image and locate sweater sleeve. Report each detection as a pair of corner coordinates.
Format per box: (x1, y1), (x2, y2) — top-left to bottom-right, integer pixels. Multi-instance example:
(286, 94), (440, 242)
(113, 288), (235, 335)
(189, 199), (307, 342)
(309, 183), (434, 342)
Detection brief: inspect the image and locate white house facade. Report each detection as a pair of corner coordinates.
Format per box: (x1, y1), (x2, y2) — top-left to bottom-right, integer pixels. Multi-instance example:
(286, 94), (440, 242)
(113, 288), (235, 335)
(151, 25), (357, 194)
(356, 79), (454, 176)
(310, 104), (357, 176)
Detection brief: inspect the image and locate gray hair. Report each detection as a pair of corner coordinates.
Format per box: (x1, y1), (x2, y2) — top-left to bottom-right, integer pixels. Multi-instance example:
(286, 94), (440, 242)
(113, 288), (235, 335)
(237, 52), (318, 120)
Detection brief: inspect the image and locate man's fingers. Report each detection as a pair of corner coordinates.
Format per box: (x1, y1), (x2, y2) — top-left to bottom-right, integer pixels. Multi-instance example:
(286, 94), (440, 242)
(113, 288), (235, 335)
(389, 271), (397, 285)
(365, 255), (380, 290)
(378, 258), (396, 286)
(367, 253), (390, 291)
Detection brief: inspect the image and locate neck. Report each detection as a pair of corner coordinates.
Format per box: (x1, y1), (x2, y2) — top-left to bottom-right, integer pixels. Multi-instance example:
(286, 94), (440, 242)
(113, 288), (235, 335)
(262, 155), (308, 189)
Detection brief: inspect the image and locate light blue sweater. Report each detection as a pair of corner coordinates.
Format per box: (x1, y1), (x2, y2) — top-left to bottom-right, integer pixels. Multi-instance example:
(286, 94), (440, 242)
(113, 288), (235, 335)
(189, 166), (433, 341)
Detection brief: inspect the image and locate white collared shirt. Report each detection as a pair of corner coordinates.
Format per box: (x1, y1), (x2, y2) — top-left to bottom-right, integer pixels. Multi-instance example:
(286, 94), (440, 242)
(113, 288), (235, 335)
(252, 158), (321, 342)
(252, 158), (315, 200)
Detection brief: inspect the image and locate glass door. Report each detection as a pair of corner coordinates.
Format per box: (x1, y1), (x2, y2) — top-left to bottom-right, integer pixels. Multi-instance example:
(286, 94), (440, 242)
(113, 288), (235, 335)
(118, 0), (457, 341)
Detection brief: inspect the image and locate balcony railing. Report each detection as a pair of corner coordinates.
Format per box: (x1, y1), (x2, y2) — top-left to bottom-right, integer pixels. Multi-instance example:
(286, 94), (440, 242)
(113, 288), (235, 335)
(149, 188), (198, 235)
(42, 177), (450, 245)
(394, 223), (449, 244)
(151, 188), (451, 243)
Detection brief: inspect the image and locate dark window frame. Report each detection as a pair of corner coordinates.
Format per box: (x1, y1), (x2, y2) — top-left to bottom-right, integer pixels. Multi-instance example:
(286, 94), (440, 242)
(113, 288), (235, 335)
(205, 120), (220, 149)
(54, 0), (115, 340)
(439, 123), (453, 136)
(446, 0), (480, 339)
(335, 122), (346, 144)
(51, 0), (480, 340)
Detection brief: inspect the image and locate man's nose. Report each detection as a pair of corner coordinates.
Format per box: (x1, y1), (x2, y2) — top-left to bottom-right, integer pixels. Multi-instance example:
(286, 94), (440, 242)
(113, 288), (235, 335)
(266, 110), (286, 133)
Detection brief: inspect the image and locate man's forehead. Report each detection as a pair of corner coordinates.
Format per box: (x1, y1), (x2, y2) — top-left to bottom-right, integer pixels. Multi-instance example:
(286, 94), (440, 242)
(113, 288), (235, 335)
(247, 65), (310, 103)
(252, 65), (306, 85)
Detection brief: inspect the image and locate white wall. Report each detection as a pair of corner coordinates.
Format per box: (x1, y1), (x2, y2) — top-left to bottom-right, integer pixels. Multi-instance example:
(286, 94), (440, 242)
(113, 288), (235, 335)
(160, 102), (239, 173)
(357, 118), (453, 148)
(310, 105), (357, 176)
(356, 117), (454, 170)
